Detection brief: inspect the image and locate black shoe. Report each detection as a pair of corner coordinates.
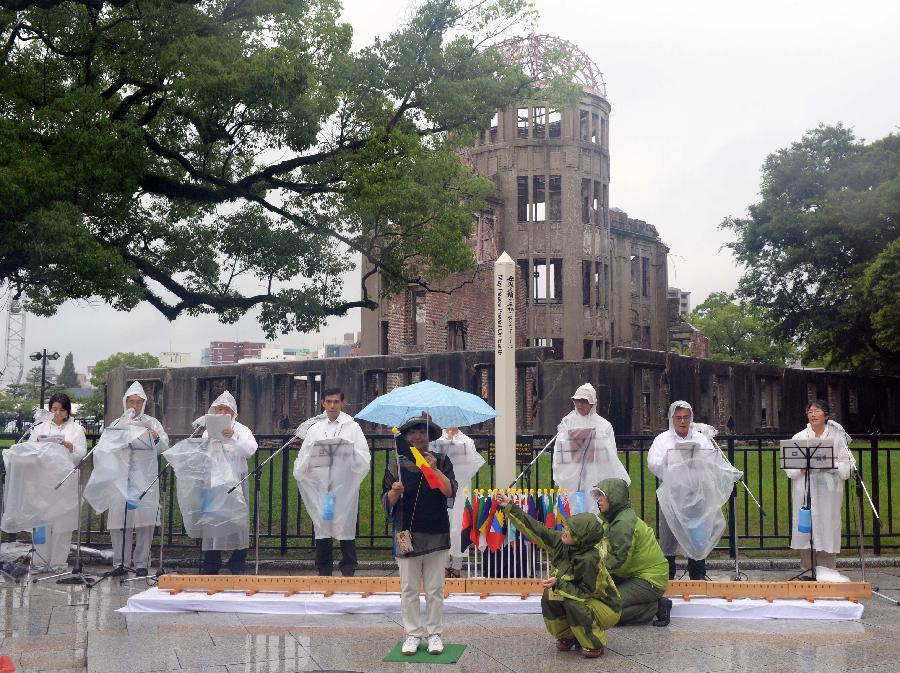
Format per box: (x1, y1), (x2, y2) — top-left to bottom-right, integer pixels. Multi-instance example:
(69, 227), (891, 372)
(110, 565), (127, 577)
(653, 597), (672, 627)
(135, 567), (148, 577)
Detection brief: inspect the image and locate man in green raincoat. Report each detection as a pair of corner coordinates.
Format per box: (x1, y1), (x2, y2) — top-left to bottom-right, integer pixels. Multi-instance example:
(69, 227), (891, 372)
(592, 478), (672, 626)
(494, 491), (620, 658)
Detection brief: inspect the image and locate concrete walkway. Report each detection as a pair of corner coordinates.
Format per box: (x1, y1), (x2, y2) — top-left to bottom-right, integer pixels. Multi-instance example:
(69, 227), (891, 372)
(1, 565), (898, 673)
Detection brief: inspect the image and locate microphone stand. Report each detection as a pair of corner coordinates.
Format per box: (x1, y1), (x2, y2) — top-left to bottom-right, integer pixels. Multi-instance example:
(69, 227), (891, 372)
(121, 463), (173, 585)
(709, 434), (764, 582)
(124, 425), (201, 582)
(51, 412), (133, 587)
(505, 432), (560, 490)
(844, 436), (897, 605)
(35, 443), (100, 586)
(228, 432), (300, 575)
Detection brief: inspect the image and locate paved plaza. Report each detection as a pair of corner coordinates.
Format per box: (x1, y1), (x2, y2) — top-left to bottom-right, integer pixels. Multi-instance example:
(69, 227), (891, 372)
(1, 565), (899, 673)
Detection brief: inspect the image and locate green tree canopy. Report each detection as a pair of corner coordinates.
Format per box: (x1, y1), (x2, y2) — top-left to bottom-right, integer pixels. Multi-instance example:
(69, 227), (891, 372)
(685, 292), (796, 366)
(57, 352), (78, 387)
(1, 0), (567, 336)
(0, 383), (38, 415)
(721, 124), (900, 372)
(80, 351), (160, 415)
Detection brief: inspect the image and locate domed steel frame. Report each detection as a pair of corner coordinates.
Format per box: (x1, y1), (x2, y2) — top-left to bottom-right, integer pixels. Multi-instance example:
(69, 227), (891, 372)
(496, 34), (607, 98)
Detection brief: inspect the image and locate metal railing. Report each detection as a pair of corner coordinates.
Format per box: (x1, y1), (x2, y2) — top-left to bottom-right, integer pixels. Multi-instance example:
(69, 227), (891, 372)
(1, 431), (897, 558)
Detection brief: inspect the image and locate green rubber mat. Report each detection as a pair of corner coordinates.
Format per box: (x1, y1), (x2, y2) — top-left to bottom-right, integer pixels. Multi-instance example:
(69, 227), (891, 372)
(383, 642), (466, 663)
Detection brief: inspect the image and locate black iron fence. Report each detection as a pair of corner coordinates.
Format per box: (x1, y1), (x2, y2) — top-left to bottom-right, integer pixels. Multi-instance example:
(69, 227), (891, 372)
(1, 430), (897, 558)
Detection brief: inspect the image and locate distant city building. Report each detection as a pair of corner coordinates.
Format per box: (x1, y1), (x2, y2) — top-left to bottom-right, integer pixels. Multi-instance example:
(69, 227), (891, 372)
(159, 351), (193, 368)
(237, 345), (311, 363)
(209, 341), (264, 365)
(667, 287), (691, 316)
(324, 343), (351, 358)
(200, 347), (211, 367)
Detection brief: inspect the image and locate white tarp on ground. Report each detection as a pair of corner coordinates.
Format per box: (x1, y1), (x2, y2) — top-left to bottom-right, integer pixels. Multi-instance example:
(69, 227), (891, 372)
(119, 587), (864, 620)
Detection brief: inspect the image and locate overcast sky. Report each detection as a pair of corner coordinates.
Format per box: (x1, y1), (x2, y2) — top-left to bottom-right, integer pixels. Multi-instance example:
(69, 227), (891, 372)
(12, 0), (900, 375)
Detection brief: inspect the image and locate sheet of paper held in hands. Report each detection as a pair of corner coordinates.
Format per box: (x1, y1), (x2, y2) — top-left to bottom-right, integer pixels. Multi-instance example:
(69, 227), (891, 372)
(36, 435), (65, 444)
(126, 423), (155, 451)
(204, 413), (232, 443)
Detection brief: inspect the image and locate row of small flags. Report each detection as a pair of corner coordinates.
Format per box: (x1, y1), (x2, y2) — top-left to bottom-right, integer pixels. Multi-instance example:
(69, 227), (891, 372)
(459, 489), (573, 553)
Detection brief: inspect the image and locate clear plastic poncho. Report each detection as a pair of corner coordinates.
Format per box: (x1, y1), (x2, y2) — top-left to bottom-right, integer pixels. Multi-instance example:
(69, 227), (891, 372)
(162, 437), (248, 541)
(653, 401), (741, 559)
(553, 408), (630, 514)
(1, 440), (75, 532)
(83, 411), (153, 519)
(432, 430), (485, 558)
(294, 412), (371, 540)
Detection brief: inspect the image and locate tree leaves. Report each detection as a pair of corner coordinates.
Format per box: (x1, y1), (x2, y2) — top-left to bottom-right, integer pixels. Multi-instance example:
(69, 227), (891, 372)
(721, 124), (900, 372)
(1, 0), (548, 337)
(685, 292), (796, 366)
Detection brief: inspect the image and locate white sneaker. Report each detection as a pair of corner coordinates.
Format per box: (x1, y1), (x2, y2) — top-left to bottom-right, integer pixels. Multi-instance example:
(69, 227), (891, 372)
(401, 636), (421, 656)
(427, 635), (444, 655)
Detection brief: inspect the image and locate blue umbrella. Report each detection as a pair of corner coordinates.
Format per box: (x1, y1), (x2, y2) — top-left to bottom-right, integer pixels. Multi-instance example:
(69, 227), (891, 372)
(355, 379), (498, 429)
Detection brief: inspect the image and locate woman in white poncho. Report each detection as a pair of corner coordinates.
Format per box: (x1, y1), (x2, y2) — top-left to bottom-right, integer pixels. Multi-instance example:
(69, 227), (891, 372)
(431, 427), (484, 577)
(552, 383), (630, 515)
(201, 391), (257, 574)
(784, 399), (852, 582)
(28, 393), (87, 572)
(106, 381), (169, 576)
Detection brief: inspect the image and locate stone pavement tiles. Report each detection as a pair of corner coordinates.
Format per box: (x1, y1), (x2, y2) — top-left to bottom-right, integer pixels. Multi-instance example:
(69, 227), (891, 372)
(0, 566), (897, 673)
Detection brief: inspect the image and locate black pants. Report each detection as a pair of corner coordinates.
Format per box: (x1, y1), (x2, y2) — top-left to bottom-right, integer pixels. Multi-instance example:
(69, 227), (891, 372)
(666, 555), (706, 580)
(315, 538), (358, 576)
(202, 548), (248, 575)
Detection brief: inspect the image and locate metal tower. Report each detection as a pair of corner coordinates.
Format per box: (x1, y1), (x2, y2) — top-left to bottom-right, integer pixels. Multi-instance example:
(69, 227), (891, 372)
(2, 296), (26, 387)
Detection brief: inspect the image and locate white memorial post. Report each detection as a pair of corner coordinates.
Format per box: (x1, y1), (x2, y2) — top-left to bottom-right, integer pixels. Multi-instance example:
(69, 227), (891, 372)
(494, 252), (516, 486)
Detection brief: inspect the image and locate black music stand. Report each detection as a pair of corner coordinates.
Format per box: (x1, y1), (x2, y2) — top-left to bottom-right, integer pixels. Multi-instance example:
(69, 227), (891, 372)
(781, 438), (835, 581)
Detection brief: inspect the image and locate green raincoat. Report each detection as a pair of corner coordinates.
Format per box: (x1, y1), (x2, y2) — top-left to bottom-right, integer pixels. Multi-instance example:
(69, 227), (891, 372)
(596, 478), (669, 623)
(503, 503), (620, 650)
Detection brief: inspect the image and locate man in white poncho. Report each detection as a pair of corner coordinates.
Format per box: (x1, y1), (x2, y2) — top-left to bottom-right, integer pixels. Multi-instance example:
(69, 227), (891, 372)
(553, 383), (630, 515)
(648, 401), (741, 580)
(200, 391), (258, 574)
(106, 382), (169, 576)
(294, 388), (370, 576)
(431, 427), (484, 577)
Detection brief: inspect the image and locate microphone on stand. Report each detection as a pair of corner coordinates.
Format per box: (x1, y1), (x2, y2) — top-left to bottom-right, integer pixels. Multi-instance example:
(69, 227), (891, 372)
(19, 409), (53, 442)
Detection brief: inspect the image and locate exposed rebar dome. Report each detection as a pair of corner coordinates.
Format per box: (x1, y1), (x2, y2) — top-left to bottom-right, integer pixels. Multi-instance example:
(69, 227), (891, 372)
(496, 34), (607, 98)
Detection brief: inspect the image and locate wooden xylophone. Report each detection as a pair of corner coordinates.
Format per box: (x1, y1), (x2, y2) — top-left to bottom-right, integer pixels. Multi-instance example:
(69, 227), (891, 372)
(156, 575), (871, 603)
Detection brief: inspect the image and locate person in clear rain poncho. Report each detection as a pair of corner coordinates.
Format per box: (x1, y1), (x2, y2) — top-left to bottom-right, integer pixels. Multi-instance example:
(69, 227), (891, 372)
(784, 399), (852, 582)
(105, 382), (169, 577)
(200, 391), (257, 574)
(648, 401), (741, 580)
(294, 387), (370, 577)
(553, 383), (630, 515)
(430, 427), (484, 578)
(27, 393), (87, 572)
